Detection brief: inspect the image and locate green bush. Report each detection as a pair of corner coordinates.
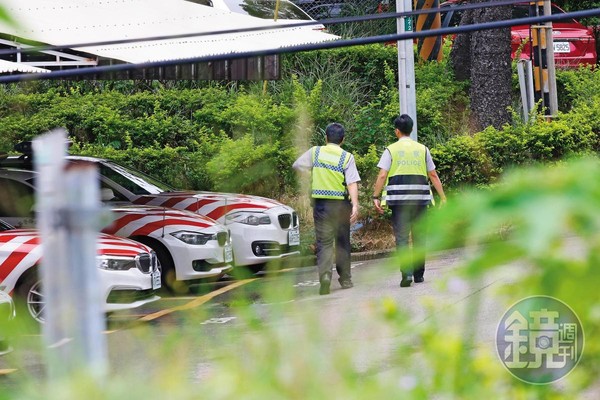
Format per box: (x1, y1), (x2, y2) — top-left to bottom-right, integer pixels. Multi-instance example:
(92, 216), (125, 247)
(431, 135), (494, 189)
(348, 63), (399, 154)
(0, 45), (599, 199)
(205, 134), (296, 197)
(73, 143), (218, 191)
(556, 65), (600, 111)
(282, 45), (398, 100)
(476, 125), (526, 172)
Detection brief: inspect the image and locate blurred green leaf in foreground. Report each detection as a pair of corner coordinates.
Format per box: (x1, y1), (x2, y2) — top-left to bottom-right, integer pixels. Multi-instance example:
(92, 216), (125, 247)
(4, 156), (600, 399)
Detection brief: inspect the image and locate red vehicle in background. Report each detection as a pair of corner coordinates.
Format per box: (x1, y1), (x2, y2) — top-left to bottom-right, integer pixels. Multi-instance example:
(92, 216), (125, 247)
(440, 0), (597, 68)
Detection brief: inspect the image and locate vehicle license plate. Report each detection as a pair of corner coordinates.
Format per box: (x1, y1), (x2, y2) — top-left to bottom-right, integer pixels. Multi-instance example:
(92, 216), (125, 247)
(553, 42), (570, 53)
(288, 228), (300, 246)
(224, 244), (233, 263)
(152, 270), (161, 290)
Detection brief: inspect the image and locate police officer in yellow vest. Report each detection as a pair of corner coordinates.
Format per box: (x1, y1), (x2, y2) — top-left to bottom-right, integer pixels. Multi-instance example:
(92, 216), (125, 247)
(293, 123), (360, 295)
(372, 114), (446, 287)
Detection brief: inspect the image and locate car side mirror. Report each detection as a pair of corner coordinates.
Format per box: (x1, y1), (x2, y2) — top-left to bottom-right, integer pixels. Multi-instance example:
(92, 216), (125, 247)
(100, 188), (115, 202)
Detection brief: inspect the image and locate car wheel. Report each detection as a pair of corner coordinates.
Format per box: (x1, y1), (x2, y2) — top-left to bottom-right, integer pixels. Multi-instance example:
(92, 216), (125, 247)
(231, 263), (265, 279)
(153, 246), (189, 295)
(15, 269), (45, 324)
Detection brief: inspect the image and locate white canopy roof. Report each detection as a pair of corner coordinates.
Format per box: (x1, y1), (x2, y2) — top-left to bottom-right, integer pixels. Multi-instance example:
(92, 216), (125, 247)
(0, 59), (49, 73)
(0, 0), (338, 64)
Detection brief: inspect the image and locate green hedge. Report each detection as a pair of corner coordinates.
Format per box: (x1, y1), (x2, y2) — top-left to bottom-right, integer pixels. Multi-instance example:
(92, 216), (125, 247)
(0, 46), (599, 199)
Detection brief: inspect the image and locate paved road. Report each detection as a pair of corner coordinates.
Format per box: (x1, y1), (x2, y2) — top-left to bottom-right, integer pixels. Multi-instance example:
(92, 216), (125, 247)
(103, 247), (518, 382)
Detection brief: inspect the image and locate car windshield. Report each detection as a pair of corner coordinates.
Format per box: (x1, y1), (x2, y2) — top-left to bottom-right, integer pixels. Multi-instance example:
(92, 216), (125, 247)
(0, 219), (13, 231)
(221, 0), (312, 20)
(99, 161), (175, 195)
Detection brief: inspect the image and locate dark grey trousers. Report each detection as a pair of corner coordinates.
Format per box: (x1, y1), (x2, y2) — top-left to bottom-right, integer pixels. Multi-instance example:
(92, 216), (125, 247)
(313, 199), (352, 282)
(390, 203), (427, 280)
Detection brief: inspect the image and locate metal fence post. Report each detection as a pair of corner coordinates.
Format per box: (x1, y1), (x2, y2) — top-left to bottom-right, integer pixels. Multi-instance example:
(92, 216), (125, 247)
(33, 129), (108, 382)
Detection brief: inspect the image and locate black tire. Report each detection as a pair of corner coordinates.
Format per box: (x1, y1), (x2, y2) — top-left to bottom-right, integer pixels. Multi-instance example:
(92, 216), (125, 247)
(230, 263), (265, 280)
(248, 264), (266, 274)
(130, 237), (189, 295)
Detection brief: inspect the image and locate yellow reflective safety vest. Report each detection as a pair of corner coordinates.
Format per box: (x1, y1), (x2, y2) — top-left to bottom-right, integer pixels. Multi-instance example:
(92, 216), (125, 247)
(384, 139), (432, 206)
(311, 144), (349, 200)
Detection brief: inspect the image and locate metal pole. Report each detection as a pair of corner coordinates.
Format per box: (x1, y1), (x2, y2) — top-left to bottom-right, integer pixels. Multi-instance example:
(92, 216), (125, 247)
(405, 0), (418, 140)
(396, 0), (418, 141)
(517, 60), (529, 122)
(34, 129), (107, 382)
(544, 0), (558, 116)
(396, 0), (408, 115)
(526, 59), (536, 113)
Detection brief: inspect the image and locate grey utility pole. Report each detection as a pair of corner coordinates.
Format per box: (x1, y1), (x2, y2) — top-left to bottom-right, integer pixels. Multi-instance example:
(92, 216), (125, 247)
(34, 129), (108, 383)
(544, 0), (558, 116)
(396, 0), (418, 141)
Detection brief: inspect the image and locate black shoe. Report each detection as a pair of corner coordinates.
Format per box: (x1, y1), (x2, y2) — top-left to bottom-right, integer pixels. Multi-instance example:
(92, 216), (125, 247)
(319, 272), (332, 295)
(400, 275), (413, 287)
(414, 276), (424, 283)
(340, 280), (354, 289)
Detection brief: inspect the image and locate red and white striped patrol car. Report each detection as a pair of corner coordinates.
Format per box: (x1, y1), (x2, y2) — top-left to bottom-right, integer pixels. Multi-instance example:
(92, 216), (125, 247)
(0, 168), (234, 293)
(0, 218), (160, 323)
(103, 204), (233, 291)
(1, 150), (298, 272)
(76, 156), (301, 271)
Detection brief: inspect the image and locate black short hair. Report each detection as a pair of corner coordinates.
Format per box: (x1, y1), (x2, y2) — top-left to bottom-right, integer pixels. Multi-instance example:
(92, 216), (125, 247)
(325, 123), (345, 144)
(394, 114), (413, 135)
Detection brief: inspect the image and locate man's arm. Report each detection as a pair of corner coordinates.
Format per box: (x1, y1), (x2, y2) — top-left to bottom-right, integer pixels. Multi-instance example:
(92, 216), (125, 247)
(428, 170), (447, 206)
(292, 149), (313, 172)
(372, 168), (388, 214)
(347, 182), (359, 224)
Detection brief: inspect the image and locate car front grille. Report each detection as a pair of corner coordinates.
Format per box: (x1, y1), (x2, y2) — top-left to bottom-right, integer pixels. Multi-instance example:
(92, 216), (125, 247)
(278, 212), (299, 229)
(278, 214), (291, 229)
(137, 254), (152, 273)
(136, 252), (158, 273)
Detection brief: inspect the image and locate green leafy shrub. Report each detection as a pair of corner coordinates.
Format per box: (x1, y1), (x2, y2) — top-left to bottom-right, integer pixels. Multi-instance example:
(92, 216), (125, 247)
(348, 63), (399, 154)
(555, 65), (600, 110)
(205, 134), (296, 197)
(7, 157), (600, 399)
(282, 45), (398, 100)
(220, 94), (295, 145)
(414, 43), (470, 147)
(73, 143), (218, 191)
(431, 135), (494, 189)
(476, 125), (526, 173)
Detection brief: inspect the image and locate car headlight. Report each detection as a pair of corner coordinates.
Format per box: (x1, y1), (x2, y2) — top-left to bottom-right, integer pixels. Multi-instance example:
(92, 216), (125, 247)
(170, 230), (215, 245)
(97, 255), (137, 271)
(225, 212), (271, 226)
